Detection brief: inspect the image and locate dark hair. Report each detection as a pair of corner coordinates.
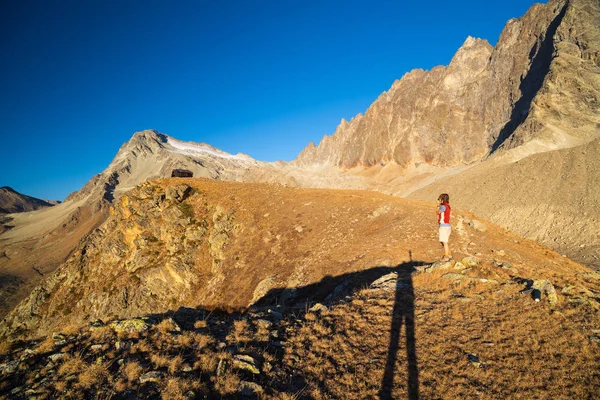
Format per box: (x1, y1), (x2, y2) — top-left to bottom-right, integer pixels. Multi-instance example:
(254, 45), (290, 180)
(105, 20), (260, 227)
(438, 193), (449, 203)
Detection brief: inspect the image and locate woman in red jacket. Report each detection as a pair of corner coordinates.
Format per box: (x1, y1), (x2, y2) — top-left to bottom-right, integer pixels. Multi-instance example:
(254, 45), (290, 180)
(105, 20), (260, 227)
(437, 193), (452, 261)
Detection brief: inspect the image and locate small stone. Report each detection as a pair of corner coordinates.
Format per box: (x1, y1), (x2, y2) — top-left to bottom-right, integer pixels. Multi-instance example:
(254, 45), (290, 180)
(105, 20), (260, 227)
(139, 371), (163, 384)
(115, 341), (131, 351)
(90, 344), (104, 352)
(218, 342), (227, 349)
(0, 360), (19, 375)
(468, 220), (487, 232)
(268, 310), (283, 321)
(461, 256), (478, 268)
(216, 359), (228, 376)
(255, 319), (273, 329)
(48, 353), (66, 363)
(239, 381), (264, 397)
(495, 250), (506, 256)
(425, 259), (455, 273)
(453, 261), (466, 270)
(309, 303), (329, 314)
(233, 355), (260, 374)
(90, 319), (104, 327)
(10, 386), (24, 395)
(370, 273), (398, 289)
(163, 318), (182, 332)
(182, 364), (193, 372)
(468, 353), (482, 368)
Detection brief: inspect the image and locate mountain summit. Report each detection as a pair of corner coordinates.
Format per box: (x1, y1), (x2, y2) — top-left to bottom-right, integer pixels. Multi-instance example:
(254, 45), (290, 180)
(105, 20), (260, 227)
(295, 0), (599, 170)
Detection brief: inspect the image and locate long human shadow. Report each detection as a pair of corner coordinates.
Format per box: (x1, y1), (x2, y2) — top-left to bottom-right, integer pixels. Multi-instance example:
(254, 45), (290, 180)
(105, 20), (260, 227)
(379, 252), (420, 400)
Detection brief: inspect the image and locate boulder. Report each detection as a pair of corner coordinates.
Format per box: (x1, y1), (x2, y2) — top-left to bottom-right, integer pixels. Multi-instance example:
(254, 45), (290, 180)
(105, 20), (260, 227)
(48, 353), (66, 363)
(165, 184), (192, 203)
(467, 220), (487, 232)
(239, 381), (264, 397)
(425, 259), (455, 273)
(110, 318), (151, 334)
(139, 371), (163, 384)
(0, 360), (19, 375)
(233, 354), (260, 375)
(461, 256), (479, 268)
(309, 303), (328, 314)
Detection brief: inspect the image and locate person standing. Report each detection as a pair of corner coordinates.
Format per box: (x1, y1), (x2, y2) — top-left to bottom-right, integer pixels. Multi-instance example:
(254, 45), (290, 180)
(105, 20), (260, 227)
(437, 193), (452, 261)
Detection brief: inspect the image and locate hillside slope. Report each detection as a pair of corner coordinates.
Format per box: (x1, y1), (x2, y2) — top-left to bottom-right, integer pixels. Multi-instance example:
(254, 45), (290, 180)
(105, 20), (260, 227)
(1, 180), (599, 399)
(1, 179), (595, 340)
(409, 137), (600, 269)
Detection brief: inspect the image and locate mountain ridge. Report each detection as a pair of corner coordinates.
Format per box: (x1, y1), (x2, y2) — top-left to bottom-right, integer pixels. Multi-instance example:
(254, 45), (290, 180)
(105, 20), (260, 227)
(0, 186), (57, 215)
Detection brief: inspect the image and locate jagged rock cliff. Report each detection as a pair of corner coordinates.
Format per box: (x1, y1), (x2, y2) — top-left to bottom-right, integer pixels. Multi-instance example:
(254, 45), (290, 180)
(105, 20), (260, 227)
(295, 0), (599, 169)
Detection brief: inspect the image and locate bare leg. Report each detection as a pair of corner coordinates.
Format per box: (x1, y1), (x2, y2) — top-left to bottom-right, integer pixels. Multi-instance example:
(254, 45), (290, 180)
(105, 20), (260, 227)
(443, 242), (451, 258)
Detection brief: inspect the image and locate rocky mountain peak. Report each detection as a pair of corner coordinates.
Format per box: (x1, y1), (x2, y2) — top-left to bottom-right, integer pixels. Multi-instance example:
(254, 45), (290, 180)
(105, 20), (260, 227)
(294, 0), (598, 172)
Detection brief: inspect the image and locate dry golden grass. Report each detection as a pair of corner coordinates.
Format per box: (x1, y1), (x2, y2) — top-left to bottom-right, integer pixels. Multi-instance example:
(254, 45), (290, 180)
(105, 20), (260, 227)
(161, 377), (201, 400)
(173, 330), (215, 349)
(59, 324), (81, 336)
(0, 340), (12, 355)
(115, 378), (129, 392)
(89, 326), (115, 342)
(168, 355), (184, 375)
(194, 320), (208, 329)
(75, 362), (109, 390)
(282, 270), (600, 399)
(123, 361), (144, 382)
(151, 353), (170, 369)
(35, 336), (56, 354)
(226, 319), (252, 344)
(213, 372), (241, 395)
(58, 355), (86, 376)
(194, 352), (219, 373)
(157, 318), (179, 334)
(53, 380), (68, 392)
(130, 337), (153, 354)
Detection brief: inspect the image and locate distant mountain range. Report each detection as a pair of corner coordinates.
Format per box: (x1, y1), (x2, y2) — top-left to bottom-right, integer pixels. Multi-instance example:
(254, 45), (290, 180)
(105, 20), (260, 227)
(0, 186), (59, 214)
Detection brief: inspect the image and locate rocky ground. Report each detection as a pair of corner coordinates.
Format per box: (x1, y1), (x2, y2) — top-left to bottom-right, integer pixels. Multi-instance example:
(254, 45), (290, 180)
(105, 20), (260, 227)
(1, 179), (599, 399)
(0, 255), (599, 399)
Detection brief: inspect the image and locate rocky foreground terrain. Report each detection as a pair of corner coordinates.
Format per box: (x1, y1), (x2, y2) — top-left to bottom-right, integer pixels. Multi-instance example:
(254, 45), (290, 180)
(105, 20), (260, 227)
(0, 179), (599, 398)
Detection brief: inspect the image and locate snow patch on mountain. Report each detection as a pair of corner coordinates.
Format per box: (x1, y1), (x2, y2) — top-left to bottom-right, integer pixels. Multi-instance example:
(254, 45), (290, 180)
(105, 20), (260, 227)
(167, 138), (252, 161)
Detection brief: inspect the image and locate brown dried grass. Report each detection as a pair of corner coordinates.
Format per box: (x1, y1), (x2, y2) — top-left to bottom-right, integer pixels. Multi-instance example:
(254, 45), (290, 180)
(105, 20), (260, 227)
(123, 361), (144, 382)
(75, 362), (109, 390)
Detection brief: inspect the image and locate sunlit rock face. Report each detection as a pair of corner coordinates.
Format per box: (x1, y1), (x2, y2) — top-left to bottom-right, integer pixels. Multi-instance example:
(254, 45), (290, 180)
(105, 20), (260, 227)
(295, 0), (600, 170)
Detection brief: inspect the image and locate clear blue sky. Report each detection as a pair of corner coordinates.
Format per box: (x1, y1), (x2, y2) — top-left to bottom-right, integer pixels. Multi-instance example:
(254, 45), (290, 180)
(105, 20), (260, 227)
(1, 0), (537, 201)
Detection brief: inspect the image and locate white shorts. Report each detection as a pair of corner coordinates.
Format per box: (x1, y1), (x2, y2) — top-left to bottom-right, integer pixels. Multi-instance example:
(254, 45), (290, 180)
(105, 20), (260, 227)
(439, 226), (451, 243)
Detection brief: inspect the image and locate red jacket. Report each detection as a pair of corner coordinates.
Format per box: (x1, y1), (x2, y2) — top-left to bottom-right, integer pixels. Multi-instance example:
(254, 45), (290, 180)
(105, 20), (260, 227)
(438, 202), (451, 225)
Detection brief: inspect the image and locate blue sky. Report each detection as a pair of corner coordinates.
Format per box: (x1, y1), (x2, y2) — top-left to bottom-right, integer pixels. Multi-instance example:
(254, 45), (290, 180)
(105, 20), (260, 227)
(0, 0), (537, 201)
